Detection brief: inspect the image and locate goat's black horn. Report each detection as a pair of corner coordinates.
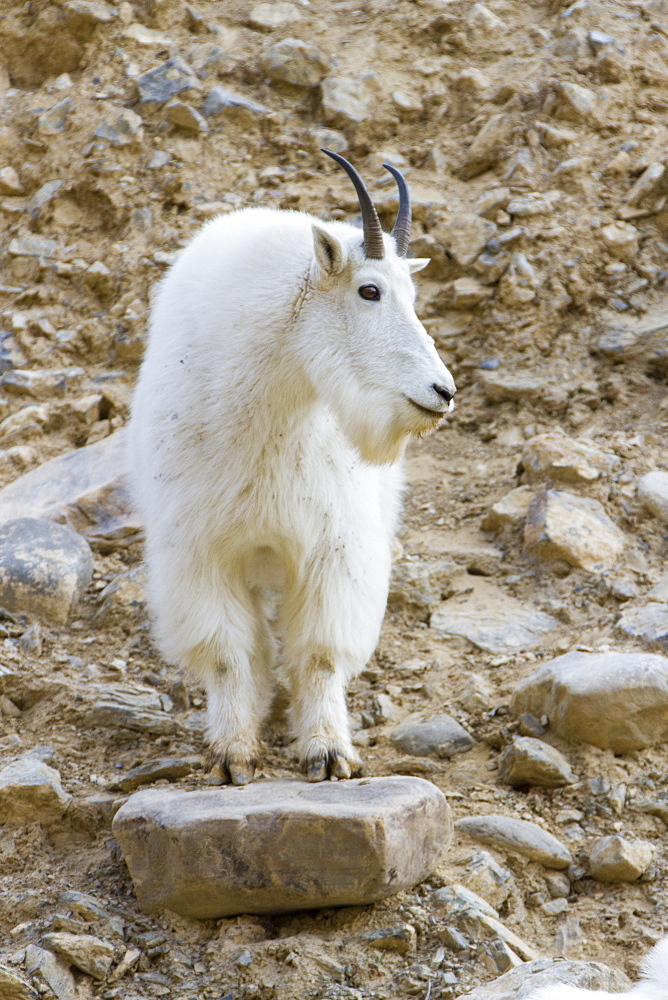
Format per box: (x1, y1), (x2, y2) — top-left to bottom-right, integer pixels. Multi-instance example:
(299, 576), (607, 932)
(321, 149), (385, 260)
(383, 162), (411, 258)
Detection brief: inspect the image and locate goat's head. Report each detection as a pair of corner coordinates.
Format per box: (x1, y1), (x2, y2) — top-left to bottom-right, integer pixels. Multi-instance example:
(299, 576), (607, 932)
(303, 150), (456, 466)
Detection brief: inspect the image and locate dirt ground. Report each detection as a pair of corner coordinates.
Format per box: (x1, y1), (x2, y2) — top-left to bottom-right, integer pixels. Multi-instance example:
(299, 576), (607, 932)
(1, 0), (668, 997)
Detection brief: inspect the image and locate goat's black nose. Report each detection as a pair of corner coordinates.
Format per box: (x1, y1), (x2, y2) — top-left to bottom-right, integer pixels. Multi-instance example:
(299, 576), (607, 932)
(433, 383), (456, 404)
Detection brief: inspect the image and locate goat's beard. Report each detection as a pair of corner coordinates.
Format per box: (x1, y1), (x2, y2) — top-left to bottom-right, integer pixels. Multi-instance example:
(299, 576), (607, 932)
(336, 405), (410, 466)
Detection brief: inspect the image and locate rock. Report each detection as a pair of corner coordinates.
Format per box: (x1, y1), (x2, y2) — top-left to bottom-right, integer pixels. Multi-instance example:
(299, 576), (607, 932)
(0, 965), (37, 1000)
(184, 42), (232, 80)
(94, 108), (144, 146)
(8, 236), (59, 258)
(588, 835), (653, 883)
(0, 166), (24, 195)
(625, 162), (665, 206)
(96, 566), (146, 619)
(258, 38), (331, 87)
(58, 890), (109, 922)
(649, 579), (668, 602)
(24, 946), (77, 1000)
(0, 405), (50, 443)
(521, 432), (619, 484)
(432, 885), (539, 961)
(0, 518), (93, 624)
(601, 221), (639, 263)
(1, 367), (84, 399)
(83, 682), (177, 736)
(524, 491), (625, 571)
(36, 98), (73, 135)
(390, 715), (474, 758)
(455, 815), (572, 869)
(112, 776), (452, 918)
(320, 76), (369, 126)
(459, 673), (494, 712)
(554, 81), (598, 121)
(595, 308), (668, 376)
(0, 429), (141, 548)
(460, 113), (516, 179)
(455, 957), (630, 999)
(535, 121), (577, 148)
(41, 933), (114, 980)
(0, 758), (72, 824)
(435, 213), (496, 267)
(388, 557), (457, 615)
(430, 578), (558, 654)
(357, 924), (416, 954)
(637, 470), (668, 522)
(202, 86), (268, 119)
(108, 755), (200, 792)
(64, 0), (117, 23)
(458, 850), (513, 908)
(468, 3), (506, 33)
(616, 603), (668, 650)
(511, 651), (668, 752)
(165, 101), (208, 133)
(136, 57), (201, 106)
(506, 193), (553, 218)
(482, 487), (535, 532)
(498, 737), (575, 788)
(477, 371), (568, 410)
(248, 2), (301, 30)
(450, 277), (491, 309)
(122, 22), (174, 45)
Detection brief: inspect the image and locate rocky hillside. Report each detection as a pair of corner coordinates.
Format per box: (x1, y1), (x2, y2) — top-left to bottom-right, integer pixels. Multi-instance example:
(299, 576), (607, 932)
(1, 0), (668, 998)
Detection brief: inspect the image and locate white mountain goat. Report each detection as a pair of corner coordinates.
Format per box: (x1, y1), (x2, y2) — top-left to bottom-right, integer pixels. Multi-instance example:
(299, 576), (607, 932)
(523, 935), (668, 1000)
(128, 150), (456, 784)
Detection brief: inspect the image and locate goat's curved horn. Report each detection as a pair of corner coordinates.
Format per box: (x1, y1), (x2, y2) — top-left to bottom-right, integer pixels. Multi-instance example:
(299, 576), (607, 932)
(383, 162), (411, 258)
(321, 149), (385, 260)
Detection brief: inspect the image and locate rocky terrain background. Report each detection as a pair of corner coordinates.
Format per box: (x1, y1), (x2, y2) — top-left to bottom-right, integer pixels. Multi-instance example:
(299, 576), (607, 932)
(1, 0), (668, 998)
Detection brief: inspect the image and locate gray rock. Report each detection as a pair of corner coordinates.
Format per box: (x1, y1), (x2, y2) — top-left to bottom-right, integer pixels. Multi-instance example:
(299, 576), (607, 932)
(24, 946), (77, 1000)
(137, 57), (201, 106)
(511, 651), (668, 752)
(356, 924), (416, 954)
(108, 755), (200, 792)
(595, 308), (668, 376)
(112, 776), (452, 918)
(96, 566), (146, 620)
(258, 38), (331, 87)
(36, 98), (73, 135)
(320, 76), (369, 126)
(203, 86), (268, 119)
(521, 432), (619, 484)
(498, 737), (575, 788)
(455, 815), (572, 869)
(0, 758), (72, 824)
(8, 236), (59, 258)
(388, 557), (457, 615)
(1, 367), (85, 399)
(165, 101), (209, 133)
(0, 429), (141, 547)
(637, 470), (668, 522)
(601, 221), (638, 263)
(58, 890), (109, 922)
(41, 933), (114, 980)
(588, 835), (653, 883)
(616, 603), (668, 649)
(0, 965), (37, 1000)
(524, 490), (624, 571)
(94, 108), (143, 146)
(454, 957), (629, 999)
(390, 715), (474, 758)
(430, 579), (557, 654)
(457, 850), (513, 908)
(83, 682), (176, 736)
(0, 518), (93, 624)
(184, 42), (233, 79)
(248, 1), (302, 30)
(432, 885), (539, 961)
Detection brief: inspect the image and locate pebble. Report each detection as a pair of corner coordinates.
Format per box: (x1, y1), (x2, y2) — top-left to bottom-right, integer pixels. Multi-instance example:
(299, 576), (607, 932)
(258, 38), (331, 87)
(24, 946), (77, 1000)
(65, 0), (117, 23)
(390, 714), (475, 758)
(459, 673), (494, 712)
(521, 431), (619, 484)
(457, 956), (630, 999)
(107, 755), (200, 792)
(202, 86), (268, 119)
(458, 850), (513, 908)
(601, 221), (639, 263)
(554, 81), (598, 121)
(498, 737), (575, 788)
(36, 98), (73, 136)
(388, 557), (457, 616)
(460, 112), (516, 179)
(0, 517), (93, 624)
(588, 835), (653, 883)
(356, 924), (416, 954)
(320, 76), (369, 126)
(0, 758), (72, 825)
(455, 815), (572, 869)
(83, 681), (177, 736)
(96, 566), (147, 620)
(506, 194), (553, 217)
(184, 42), (232, 80)
(482, 487), (535, 532)
(8, 236), (58, 258)
(136, 57), (201, 106)
(248, 2), (302, 30)
(511, 650), (668, 752)
(112, 777), (452, 918)
(0, 429), (141, 548)
(0, 166), (24, 195)
(94, 108), (144, 146)
(41, 933), (114, 980)
(637, 470), (668, 522)
(450, 277), (491, 309)
(524, 490), (625, 571)
(616, 603), (668, 650)
(165, 101), (209, 133)
(435, 213), (496, 267)
(625, 162), (665, 206)
(430, 578), (557, 654)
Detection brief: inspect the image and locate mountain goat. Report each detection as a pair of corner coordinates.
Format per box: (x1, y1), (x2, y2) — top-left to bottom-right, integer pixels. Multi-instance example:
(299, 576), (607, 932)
(523, 935), (668, 1000)
(128, 151), (456, 784)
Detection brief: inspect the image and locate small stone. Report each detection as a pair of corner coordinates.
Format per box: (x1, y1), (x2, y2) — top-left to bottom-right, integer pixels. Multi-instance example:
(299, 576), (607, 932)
(24, 946), (77, 1000)
(616, 603), (668, 650)
(36, 98), (73, 135)
(122, 23), (174, 45)
(637, 470), (668, 523)
(482, 487), (535, 532)
(459, 673), (494, 712)
(595, 309), (668, 375)
(535, 121), (577, 148)
(388, 557), (456, 616)
(148, 150), (171, 168)
(458, 850), (513, 908)
(432, 885), (539, 961)
(58, 891), (109, 922)
(308, 127), (348, 154)
(625, 162), (665, 206)
(113, 777), (452, 918)
(0, 758), (72, 825)
(554, 81), (598, 121)
(64, 0), (117, 23)
(450, 277), (491, 309)
(506, 194), (553, 217)
(108, 755), (200, 792)
(390, 714), (474, 758)
(511, 651), (668, 752)
(202, 86), (268, 119)
(477, 371), (568, 410)
(588, 835), (653, 883)
(0, 166), (24, 196)
(1, 368), (84, 399)
(320, 76), (369, 126)
(184, 42), (232, 80)
(524, 490), (625, 572)
(165, 101), (209, 133)
(521, 432), (619, 484)
(258, 38), (331, 87)
(25, 179), (63, 218)
(460, 112), (515, 179)
(480, 939), (522, 975)
(41, 933), (114, 980)
(94, 108), (143, 146)
(601, 221), (639, 263)
(248, 2), (301, 30)
(8, 236), (58, 258)
(0, 965), (36, 1000)
(545, 871), (571, 899)
(0, 405), (50, 442)
(455, 815), (572, 870)
(468, 3), (506, 33)
(498, 737), (575, 788)
(137, 56), (201, 106)
(96, 566), (147, 619)
(435, 213), (496, 267)
(357, 924), (417, 954)
(391, 90), (422, 115)
(83, 681), (176, 736)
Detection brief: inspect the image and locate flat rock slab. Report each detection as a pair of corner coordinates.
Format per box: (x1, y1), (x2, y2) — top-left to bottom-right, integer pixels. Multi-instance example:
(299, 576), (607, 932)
(524, 490), (624, 571)
(0, 518), (93, 624)
(82, 682), (177, 736)
(455, 957), (630, 999)
(511, 651), (668, 752)
(430, 578), (557, 654)
(0, 429), (141, 547)
(112, 776), (452, 918)
(390, 714), (475, 758)
(455, 814), (572, 869)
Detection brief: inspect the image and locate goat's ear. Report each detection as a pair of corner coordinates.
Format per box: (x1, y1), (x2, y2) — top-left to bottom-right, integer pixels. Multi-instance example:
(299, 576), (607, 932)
(312, 224), (347, 276)
(407, 258), (430, 274)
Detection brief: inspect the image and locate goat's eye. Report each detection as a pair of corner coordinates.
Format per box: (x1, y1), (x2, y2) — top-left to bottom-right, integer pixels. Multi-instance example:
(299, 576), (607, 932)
(358, 283), (381, 301)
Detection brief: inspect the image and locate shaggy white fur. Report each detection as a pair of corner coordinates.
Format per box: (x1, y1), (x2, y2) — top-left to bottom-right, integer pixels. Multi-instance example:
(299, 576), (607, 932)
(128, 188), (455, 784)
